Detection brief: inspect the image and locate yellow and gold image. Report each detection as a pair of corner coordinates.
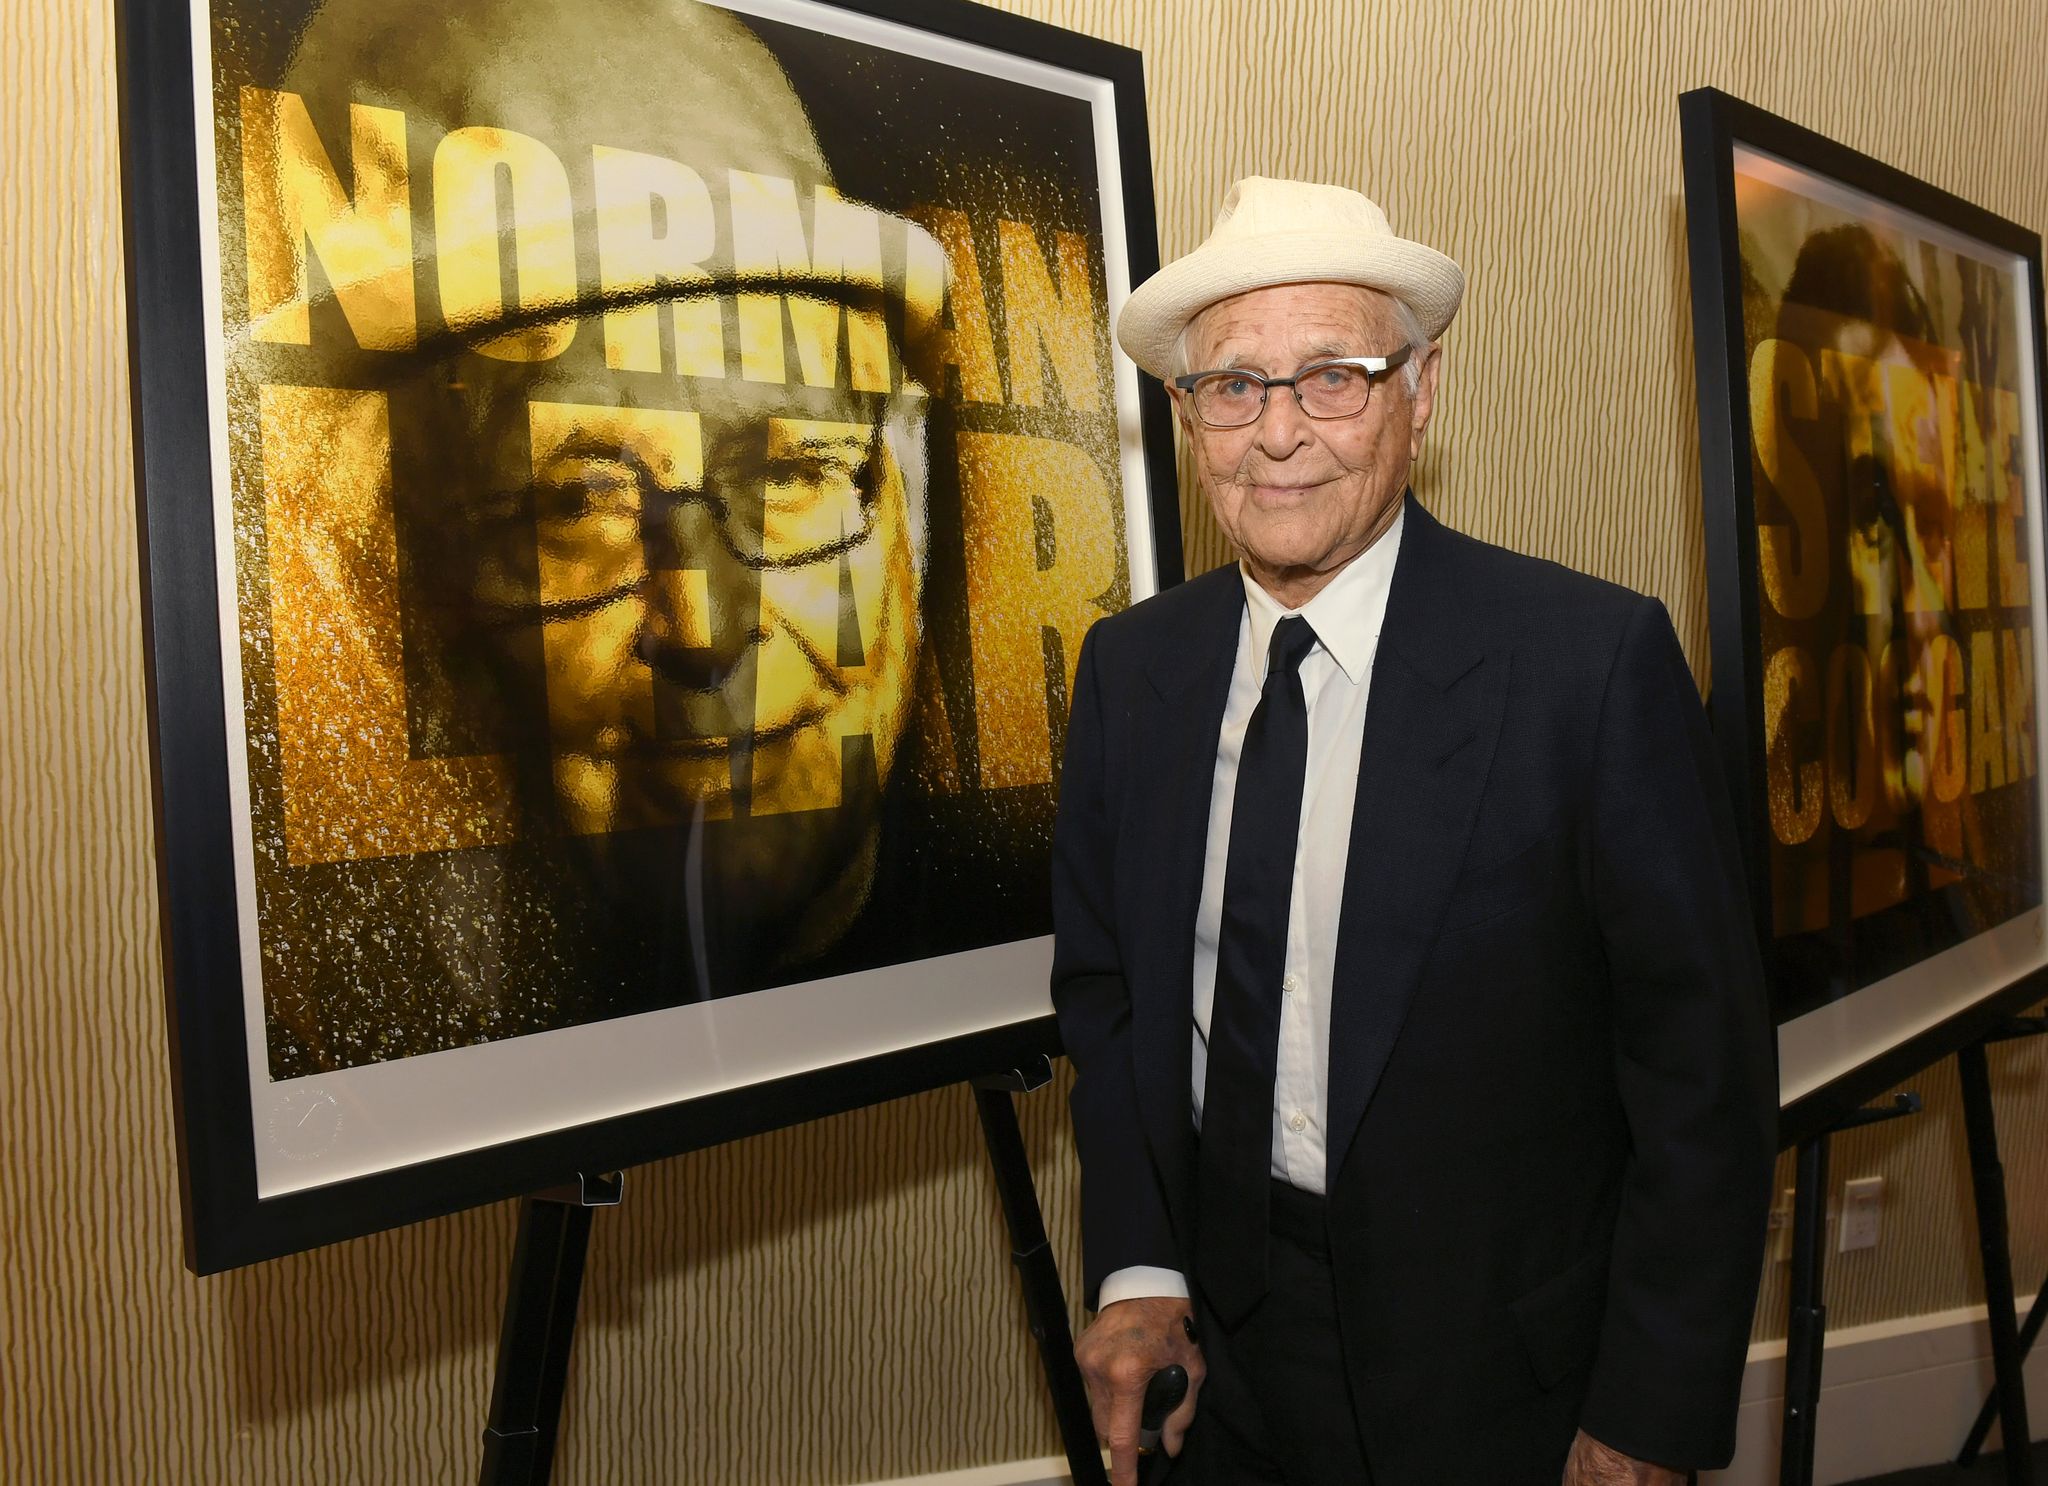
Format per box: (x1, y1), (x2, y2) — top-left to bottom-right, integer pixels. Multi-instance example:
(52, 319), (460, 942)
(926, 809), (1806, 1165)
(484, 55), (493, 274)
(1738, 164), (2041, 1008)
(212, 0), (1133, 1073)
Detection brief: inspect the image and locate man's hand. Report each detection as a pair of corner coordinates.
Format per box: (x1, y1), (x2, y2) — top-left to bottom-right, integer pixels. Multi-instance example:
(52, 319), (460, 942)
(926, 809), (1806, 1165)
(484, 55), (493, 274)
(1562, 1429), (1688, 1485)
(1074, 1296), (1205, 1486)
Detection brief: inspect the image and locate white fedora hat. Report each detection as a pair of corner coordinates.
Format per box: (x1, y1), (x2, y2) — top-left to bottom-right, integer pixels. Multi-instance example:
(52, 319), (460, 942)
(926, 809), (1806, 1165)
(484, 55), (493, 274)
(1116, 176), (1465, 380)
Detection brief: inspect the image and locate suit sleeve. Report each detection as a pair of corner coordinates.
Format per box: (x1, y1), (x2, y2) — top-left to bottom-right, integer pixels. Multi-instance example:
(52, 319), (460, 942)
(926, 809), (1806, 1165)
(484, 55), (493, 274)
(1576, 597), (1777, 1470)
(1052, 624), (1182, 1308)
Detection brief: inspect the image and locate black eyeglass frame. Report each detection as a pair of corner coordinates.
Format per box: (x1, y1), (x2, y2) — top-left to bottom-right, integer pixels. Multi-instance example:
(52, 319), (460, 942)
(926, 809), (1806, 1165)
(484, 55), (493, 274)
(1171, 346), (1415, 427)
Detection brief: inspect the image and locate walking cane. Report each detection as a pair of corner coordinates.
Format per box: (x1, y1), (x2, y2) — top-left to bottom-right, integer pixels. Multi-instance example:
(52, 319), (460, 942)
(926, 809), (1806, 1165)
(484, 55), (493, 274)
(1136, 1365), (1190, 1485)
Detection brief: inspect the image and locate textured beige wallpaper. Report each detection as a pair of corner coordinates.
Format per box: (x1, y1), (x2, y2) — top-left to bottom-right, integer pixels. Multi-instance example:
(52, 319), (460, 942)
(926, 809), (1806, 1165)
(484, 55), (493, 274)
(5, 0), (2048, 1482)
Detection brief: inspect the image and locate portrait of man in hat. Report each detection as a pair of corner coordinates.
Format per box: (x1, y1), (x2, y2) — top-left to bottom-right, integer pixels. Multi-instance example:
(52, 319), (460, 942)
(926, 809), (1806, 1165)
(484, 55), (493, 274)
(214, 0), (1135, 1076)
(1740, 195), (2042, 1020)
(1050, 177), (1775, 1484)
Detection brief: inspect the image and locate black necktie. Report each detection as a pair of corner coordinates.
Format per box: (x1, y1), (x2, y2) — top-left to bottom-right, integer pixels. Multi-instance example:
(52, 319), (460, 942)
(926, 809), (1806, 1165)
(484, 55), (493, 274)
(1197, 614), (1319, 1326)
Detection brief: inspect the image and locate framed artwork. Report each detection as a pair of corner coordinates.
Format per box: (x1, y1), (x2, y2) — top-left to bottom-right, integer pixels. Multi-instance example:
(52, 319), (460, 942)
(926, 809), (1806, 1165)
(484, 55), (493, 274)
(1681, 88), (2048, 1143)
(117, 0), (1180, 1272)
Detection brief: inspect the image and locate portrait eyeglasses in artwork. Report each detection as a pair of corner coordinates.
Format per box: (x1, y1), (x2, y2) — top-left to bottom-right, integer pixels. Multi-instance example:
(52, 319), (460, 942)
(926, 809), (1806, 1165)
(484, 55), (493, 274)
(118, 0), (1178, 1270)
(1681, 89), (2048, 1140)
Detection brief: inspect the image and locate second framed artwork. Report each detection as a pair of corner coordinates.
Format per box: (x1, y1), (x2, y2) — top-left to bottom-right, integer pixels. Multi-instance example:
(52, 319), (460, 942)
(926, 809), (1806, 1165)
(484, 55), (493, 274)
(1682, 88), (2048, 1140)
(119, 0), (1180, 1271)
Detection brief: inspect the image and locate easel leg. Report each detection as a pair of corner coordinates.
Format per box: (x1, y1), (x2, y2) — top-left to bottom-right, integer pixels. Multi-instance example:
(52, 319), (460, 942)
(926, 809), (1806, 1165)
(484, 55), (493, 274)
(479, 1173), (623, 1486)
(1963, 1286), (2048, 1466)
(1780, 1134), (1830, 1486)
(973, 1064), (1109, 1486)
(1959, 1041), (2034, 1485)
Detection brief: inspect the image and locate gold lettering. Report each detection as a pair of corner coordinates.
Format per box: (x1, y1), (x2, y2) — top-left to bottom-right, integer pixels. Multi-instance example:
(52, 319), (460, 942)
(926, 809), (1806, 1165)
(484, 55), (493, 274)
(899, 221), (948, 399)
(1882, 359), (1949, 612)
(957, 432), (1120, 787)
(591, 146), (723, 378)
(432, 126), (578, 361)
(527, 398), (700, 740)
(2003, 627), (2035, 782)
(729, 174), (891, 391)
(1971, 628), (2007, 792)
(1765, 645), (1822, 845)
(1954, 499), (1991, 611)
(258, 384), (514, 863)
(526, 402), (731, 834)
(1925, 634), (1968, 804)
(908, 643), (963, 795)
(1750, 340), (1828, 620)
(1993, 389), (2031, 607)
(1825, 643), (1876, 830)
(1875, 642), (1904, 799)
(811, 189), (892, 393)
(240, 88), (415, 351)
(750, 419), (919, 812)
(907, 206), (1004, 403)
(1955, 375), (1995, 609)
(998, 220), (1102, 411)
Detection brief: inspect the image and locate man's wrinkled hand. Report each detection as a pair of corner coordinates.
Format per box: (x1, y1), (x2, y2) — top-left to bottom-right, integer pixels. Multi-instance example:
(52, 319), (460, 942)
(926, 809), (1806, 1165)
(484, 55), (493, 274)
(1561, 1428), (1687, 1485)
(1074, 1297), (1206, 1486)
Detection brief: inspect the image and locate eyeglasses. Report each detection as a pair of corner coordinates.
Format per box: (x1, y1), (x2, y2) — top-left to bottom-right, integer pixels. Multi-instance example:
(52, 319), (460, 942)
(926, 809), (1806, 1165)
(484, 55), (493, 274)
(1172, 348), (1413, 428)
(510, 419), (892, 614)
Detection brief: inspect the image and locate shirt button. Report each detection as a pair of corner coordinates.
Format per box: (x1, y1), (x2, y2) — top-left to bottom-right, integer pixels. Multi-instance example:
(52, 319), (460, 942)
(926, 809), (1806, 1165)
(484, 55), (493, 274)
(1288, 1112), (1308, 1132)
(1282, 974), (1300, 994)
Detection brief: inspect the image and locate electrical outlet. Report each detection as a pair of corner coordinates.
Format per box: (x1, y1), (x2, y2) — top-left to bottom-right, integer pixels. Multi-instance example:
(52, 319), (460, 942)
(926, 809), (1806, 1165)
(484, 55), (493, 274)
(1769, 1186), (1796, 1263)
(1839, 1176), (1884, 1252)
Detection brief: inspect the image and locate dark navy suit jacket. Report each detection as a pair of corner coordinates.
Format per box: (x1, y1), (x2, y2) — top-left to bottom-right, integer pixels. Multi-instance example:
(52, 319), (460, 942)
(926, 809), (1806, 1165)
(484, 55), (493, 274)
(1050, 495), (1775, 1481)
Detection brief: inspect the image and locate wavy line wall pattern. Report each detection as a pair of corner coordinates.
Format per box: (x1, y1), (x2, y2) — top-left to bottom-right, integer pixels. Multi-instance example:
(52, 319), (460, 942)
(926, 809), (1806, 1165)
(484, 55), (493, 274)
(3, 0), (2047, 1481)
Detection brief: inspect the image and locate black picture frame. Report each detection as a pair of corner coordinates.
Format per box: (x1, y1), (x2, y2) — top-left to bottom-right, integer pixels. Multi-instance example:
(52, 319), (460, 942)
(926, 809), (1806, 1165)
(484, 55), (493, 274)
(1679, 87), (2048, 1147)
(117, 0), (1180, 1273)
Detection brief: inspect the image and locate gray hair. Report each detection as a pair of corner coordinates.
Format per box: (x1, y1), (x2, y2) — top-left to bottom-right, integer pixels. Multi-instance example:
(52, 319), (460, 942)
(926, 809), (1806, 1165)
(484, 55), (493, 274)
(1171, 286), (1429, 394)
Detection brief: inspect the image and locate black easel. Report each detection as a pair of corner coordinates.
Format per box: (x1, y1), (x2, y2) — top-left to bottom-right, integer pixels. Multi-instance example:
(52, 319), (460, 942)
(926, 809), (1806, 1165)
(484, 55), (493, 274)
(1954, 1015), (2048, 1480)
(1779, 1092), (1922, 1486)
(475, 1064), (1101, 1486)
(1965, 1278), (2048, 1468)
(479, 1170), (624, 1486)
(975, 1056), (1110, 1486)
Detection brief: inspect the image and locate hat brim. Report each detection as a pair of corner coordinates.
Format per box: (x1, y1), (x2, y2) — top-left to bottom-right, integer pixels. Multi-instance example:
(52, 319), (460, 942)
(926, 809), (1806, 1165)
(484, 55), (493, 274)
(1116, 231), (1465, 380)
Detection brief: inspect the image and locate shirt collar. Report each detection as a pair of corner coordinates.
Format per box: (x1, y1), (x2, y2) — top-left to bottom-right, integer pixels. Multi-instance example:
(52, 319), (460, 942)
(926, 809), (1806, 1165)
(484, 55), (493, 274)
(1238, 502), (1404, 687)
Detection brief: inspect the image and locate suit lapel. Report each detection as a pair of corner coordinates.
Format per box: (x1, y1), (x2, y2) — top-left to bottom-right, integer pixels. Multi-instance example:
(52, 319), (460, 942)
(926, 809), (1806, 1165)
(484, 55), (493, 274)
(1127, 566), (1242, 1223)
(1325, 499), (1510, 1185)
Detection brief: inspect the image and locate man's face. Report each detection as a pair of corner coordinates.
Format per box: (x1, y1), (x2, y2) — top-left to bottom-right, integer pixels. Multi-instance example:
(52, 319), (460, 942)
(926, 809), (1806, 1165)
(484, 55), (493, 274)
(1831, 327), (1954, 813)
(434, 340), (924, 840)
(1173, 282), (1438, 594)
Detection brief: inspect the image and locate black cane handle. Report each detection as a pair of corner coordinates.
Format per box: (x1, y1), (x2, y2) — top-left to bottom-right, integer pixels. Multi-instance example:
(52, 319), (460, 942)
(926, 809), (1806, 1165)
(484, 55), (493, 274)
(1137, 1363), (1189, 1452)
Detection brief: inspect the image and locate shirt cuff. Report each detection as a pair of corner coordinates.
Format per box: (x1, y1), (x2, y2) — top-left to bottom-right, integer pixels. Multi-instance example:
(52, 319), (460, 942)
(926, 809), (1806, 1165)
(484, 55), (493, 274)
(1096, 1265), (1191, 1310)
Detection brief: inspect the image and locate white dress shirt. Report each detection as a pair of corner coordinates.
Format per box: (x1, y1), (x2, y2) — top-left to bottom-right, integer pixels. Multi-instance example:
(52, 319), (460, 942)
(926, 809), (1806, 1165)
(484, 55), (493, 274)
(1096, 506), (1403, 1310)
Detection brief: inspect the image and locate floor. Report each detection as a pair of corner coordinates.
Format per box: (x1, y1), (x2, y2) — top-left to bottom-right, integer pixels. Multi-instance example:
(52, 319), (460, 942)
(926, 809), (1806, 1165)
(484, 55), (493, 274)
(1846, 1440), (2048, 1484)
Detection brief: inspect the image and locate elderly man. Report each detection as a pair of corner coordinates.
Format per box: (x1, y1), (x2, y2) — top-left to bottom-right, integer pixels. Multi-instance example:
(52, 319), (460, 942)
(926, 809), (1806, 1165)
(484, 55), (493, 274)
(1051, 177), (1774, 1485)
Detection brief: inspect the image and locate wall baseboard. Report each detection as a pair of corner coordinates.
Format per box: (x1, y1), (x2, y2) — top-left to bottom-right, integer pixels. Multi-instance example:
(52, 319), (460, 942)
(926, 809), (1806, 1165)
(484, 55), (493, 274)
(859, 1457), (1072, 1486)
(864, 1298), (2046, 1486)
(1705, 1295), (2047, 1485)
